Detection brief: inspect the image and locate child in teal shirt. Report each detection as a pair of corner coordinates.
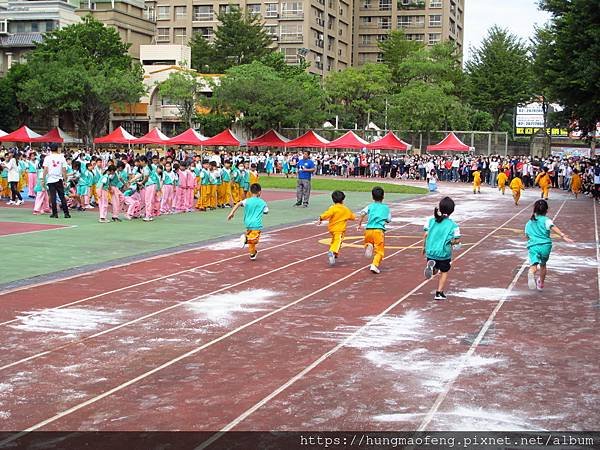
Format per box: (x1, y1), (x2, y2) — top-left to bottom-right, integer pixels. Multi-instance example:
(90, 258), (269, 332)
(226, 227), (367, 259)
(227, 183), (269, 260)
(423, 197), (461, 301)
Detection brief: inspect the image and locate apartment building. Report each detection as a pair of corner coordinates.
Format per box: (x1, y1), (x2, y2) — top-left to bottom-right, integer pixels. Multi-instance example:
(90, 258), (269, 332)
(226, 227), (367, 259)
(355, 0), (463, 65)
(144, 0), (353, 75)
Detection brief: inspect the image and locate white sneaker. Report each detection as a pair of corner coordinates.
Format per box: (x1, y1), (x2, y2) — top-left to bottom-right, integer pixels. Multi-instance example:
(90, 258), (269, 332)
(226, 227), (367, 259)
(240, 233), (247, 248)
(85, 205), (94, 209)
(16, 200), (24, 205)
(369, 264), (380, 274)
(327, 251), (336, 266)
(6, 200), (14, 205)
(527, 270), (536, 290)
(365, 243), (374, 259)
(143, 217), (153, 222)
(424, 260), (436, 279)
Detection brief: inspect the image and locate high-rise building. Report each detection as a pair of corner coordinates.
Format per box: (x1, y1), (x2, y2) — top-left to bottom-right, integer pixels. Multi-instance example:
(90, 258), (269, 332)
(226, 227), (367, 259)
(144, 0), (462, 75)
(354, 0), (463, 65)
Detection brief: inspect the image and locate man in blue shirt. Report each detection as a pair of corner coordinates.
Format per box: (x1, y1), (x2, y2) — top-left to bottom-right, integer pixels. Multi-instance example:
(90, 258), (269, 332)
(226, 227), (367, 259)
(295, 150), (316, 207)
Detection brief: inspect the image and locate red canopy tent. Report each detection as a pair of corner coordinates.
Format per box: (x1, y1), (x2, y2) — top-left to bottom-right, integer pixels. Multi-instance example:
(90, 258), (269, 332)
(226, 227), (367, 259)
(202, 129), (241, 147)
(286, 130), (330, 148)
(366, 131), (411, 151)
(0, 126), (43, 143)
(33, 127), (81, 144)
(136, 127), (171, 145)
(247, 129), (290, 147)
(426, 132), (472, 152)
(326, 131), (369, 149)
(94, 126), (137, 144)
(167, 128), (207, 146)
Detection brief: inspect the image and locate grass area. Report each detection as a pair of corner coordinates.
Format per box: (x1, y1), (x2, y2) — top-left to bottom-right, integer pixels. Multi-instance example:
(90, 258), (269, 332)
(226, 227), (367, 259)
(258, 176), (428, 194)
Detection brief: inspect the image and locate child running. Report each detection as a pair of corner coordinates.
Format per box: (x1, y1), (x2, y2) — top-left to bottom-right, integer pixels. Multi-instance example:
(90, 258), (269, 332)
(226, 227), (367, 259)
(509, 174), (524, 206)
(227, 183), (269, 260)
(525, 199), (573, 291)
(357, 186), (391, 274)
(423, 197), (461, 301)
(472, 168), (482, 194)
(571, 169), (582, 199)
(317, 190), (356, 266)
(497, 169), (509, 195)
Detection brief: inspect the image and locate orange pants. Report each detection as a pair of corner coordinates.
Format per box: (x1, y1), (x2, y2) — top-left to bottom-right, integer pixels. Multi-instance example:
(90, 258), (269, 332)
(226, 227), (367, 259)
(217, 183), (229, 206)
(541, 186), (550, 199)
(364, 229), (385, 267)
(208, 185), (217, 209)
(196, 184), (210, 210)
(232, 184), (241, 204)
(512, 189), (521, 204)
(246, 229), (261, 255)
(329, 231), (345, 255)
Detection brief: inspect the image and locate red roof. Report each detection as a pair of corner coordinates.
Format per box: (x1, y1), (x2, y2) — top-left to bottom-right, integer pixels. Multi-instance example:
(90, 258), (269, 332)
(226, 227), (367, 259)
(202, 129), (241, 147)
(0, 126), (42, 143)
(33, 127), (81, 144)
(327, 131), (369, 149)
(247, 129), (290, 147)
(426, 132), (472, 152)
(136, 127), (171, 145)
(94, 127), (137, 144)
(366, 131), (411, 151)
(286, 130), (330, 148)
(167, 128), (208, 146)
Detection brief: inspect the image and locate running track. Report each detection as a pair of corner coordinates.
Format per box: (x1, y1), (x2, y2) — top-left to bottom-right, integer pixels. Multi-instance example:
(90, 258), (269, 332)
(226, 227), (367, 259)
(0, 185), (598, 448)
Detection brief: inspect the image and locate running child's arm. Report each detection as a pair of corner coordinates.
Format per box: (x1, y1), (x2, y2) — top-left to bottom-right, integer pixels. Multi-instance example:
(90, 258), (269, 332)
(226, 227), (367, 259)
(227, 201), (243, 221)
(357, 207), (368, 230)
(552, 225), (574, 243)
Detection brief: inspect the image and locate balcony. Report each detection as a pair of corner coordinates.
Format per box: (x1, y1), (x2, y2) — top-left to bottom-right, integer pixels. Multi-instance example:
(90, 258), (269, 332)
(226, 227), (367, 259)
(280, 11), (304, 19)
(265, 11), (278, 18)
(193, 13), (215, 21)
(280, 34), (304, 42)
(284, 55), (300, 64)
(397, 0), (425, 9)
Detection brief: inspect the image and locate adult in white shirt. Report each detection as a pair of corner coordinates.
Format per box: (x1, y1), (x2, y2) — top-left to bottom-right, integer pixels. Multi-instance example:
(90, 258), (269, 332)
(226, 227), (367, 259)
(489, 159), (499, 187)
(42, 143), (70, 218)
(6, 150), (23, 205)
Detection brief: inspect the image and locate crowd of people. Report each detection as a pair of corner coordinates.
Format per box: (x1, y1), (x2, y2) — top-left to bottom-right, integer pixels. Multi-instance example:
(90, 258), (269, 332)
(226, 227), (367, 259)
(1, 144), (598, 223)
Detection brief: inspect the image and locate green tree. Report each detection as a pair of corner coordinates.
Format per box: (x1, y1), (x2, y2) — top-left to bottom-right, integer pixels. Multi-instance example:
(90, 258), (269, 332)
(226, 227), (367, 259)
(189, 33), (216, 73)
(195, 112), (234, 136)
(212, 7), (272, 72)
(324, 63), (391, 128)
(158, 71), (202, 127)
(388, 81), (470, 132)
(259, 52), (310, 80)
(18, 16), (144, 144)
(212, 61), (325, 133)
(534, 0), (600, 136)
(378, 30), (424, 85)
(465, 26), (534, 131)
(0, 64), (31, 131)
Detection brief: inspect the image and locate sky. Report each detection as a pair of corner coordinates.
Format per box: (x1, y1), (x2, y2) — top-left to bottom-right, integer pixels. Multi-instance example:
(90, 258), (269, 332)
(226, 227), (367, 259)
(463, 0), (551, 60)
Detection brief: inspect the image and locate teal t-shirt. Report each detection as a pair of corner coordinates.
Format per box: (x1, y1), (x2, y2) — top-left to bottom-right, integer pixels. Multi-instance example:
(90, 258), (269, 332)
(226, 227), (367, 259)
(525, 215), (554, 248)
(424, 217), (461, 260)
(360, 202), (391, 230)
(242, 196), (269, 230)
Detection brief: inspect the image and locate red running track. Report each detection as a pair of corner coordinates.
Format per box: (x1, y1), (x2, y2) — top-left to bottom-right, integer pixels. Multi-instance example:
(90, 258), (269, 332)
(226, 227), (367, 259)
(0, 186), (598, 448)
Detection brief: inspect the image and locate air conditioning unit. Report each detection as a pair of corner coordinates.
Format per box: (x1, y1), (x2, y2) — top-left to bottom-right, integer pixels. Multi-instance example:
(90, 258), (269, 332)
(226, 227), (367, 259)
(0, 19), (8, 34)
(315, 55), (321, 62)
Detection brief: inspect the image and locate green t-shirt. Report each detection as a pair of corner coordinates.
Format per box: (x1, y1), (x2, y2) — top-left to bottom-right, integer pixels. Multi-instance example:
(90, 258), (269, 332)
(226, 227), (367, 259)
(525, 215), (554, 248)
(424, 217), (461, 260)
(360, 202), (391, 230)
(242, 196), (269, 230)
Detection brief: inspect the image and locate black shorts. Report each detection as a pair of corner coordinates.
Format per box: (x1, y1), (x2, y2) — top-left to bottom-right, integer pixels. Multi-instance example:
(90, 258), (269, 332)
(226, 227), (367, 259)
(428, 258), (452, 273)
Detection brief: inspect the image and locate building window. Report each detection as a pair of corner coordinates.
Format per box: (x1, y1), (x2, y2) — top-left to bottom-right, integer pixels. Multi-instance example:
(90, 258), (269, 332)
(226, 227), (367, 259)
(429, 14), (441, 26)
(247, 4), (261, 15)
(379, 0), (391, 10)
(193, 5), (214, 20)
(31, 22), (39, 32)
(174, 6), (186, 18)
(193, 27), (214, 40)
(157, 5), (170, 20)
(414, 15), (424, 26)
(428, 32), (440, 44)
(429, 0), (442, 7)
(265, 3), (278, 17)
(377, 52), (384, 62)
(376, 34), (388, 42)
(360, 34), (372, 45)
(219, 4), (235, 15)
(406, 33), (424, 41)
(281, 47), (299, 64)
(265, 25), (277, 37)
(379, 16), (391, 29)
(157, 27), (170, 42)
(280, 23), (303, 41)
(174, 27), (187, 44)
(398, 16), (410, 27)
(362, 0), (371, 8)
(281, 2), (303, 18)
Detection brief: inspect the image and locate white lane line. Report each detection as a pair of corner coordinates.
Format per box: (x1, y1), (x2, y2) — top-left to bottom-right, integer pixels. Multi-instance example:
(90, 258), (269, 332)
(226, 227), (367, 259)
(194, 200), (534, 449)
(0, 224), (78, 238)
(0, 236), (425, 446)
(416, 199), (567, 431)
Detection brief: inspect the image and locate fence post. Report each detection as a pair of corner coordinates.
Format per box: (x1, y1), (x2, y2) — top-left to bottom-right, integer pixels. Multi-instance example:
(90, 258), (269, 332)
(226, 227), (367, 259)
(504, 132), (508, 157)
(487, 132), (492, 156)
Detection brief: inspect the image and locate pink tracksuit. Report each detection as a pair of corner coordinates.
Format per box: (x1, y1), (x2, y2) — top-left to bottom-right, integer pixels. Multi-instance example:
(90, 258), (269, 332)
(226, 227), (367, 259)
(185, 170), (195, 211)
(28, 172), (37, 197)
(124, 192), (141, 218)
(98, 189), (109, 220)
(144, 184), (156, 219)
(161, 184), (175, 213)
(110, 186), (125, 219)
(33, 191), (50, 214)
(175, 169), (188, 212)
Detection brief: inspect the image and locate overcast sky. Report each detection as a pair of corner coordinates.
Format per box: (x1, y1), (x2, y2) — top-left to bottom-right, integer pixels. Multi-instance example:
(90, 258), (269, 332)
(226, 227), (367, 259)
(463, 0), (551, 60)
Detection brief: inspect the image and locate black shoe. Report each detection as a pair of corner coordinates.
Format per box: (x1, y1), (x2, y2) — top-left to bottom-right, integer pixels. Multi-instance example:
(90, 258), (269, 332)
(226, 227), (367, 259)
(112, 217), (122, 222)
(64, 214), (71, 219)
(250, 252), (258, 261)
(293, 202), (302, 207)
(434, 291), (447, 301)
(302, 204), (309, 208)
(49, 214), (58, 218)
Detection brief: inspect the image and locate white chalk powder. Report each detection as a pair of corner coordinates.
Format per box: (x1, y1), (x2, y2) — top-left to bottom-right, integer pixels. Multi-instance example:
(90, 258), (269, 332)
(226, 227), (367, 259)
(187, 289), (278, 325)
(10, 308), (123, 336)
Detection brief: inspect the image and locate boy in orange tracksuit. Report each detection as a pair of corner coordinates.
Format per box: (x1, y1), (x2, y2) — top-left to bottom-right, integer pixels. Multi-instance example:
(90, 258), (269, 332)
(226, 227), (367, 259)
(535, 167), (552, 200)
(497, 170), (509, 195)
(571, 169), (582, 198)
(473, 169), (482, 194)
(509, 175), (524, 206)
(357, 186), (391, 274)
(318, 190), (356, 266)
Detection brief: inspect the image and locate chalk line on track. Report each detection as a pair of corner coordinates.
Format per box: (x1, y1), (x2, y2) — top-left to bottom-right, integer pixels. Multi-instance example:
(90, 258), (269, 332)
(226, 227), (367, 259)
(194, 199), (536, 449)
(594, 201), (600, 305)
(0, 224), (78, 239)
(416, 200), (567, 431)
(0, 232), (427, 445)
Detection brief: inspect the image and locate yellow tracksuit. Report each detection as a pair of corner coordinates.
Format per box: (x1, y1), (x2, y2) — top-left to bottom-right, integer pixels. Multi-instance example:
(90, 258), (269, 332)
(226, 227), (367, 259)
(319, 203), (356, 255)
